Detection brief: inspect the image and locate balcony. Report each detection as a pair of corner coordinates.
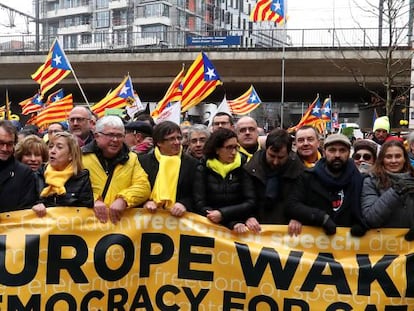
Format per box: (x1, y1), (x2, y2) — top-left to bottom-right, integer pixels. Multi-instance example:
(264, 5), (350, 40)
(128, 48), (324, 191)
(109, 0), (130, 10)
(58, 24), (92, 35)
(46, 5), (91, 19)
(134, 16), (171, 26)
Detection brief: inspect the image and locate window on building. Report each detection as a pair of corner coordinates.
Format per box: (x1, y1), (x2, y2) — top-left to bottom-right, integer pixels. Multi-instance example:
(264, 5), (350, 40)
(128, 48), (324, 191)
(94, 31), (109, 44)
(142, 24), (167, 42)
(47, 2), (58, 11)
(81, 34), (92, 44)
(177, 9), (186, 28)
(96, 0), (109, 10)
(96, 11), (110, 28)
(144, 3), (169, 18)
(113, 10), (127, 26)
(48, 24), (58, 36)
(63, 35), (77, 49)
(114, 30), (126, 45)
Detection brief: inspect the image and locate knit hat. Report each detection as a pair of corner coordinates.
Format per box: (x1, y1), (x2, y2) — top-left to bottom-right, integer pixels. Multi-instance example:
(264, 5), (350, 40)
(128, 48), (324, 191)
(324, 134), (351, 149)
(353, 139), (378, 158)
(373, 116), (390, 133)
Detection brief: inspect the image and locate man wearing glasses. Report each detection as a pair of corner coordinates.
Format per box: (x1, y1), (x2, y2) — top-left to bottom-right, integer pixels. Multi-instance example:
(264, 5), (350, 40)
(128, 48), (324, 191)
(211, 112), (234, 132)
(0, 120), (37, 211)
(235, 116), (260, 161)
(68, 106), (94, 147)
(187, 124), (210, 160)
(139, 121), (198, 217)
(82, 116), (150, 224)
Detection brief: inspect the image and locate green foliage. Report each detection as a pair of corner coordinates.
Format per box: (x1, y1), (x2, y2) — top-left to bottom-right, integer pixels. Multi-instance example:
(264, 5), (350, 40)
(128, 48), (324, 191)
(341, 127), (354, 138)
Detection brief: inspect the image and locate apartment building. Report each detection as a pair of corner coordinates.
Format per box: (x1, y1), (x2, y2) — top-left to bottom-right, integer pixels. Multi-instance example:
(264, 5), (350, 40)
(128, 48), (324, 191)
(37, 0), (284, 50)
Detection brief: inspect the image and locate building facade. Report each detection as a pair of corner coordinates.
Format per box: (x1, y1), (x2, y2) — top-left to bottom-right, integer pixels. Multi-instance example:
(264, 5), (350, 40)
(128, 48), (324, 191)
(37, 0), (285, 50)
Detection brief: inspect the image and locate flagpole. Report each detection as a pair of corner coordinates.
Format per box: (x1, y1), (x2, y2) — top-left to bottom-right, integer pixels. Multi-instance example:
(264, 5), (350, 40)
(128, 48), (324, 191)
(280, 1), (287, 129)
(280, 40), (285, 128)
(71, 69), (90, 107)
(5, 89), (10, 120)
(56, 38), (90, 107)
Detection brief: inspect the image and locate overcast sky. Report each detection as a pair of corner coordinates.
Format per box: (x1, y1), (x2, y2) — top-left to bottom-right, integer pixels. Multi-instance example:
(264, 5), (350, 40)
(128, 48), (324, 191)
(0, 0), (409, 34)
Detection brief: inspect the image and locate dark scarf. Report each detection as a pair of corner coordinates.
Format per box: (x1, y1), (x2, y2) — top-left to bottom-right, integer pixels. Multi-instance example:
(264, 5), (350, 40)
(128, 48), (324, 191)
(262, 151), (288, 202)
(313, 158), (364, 224)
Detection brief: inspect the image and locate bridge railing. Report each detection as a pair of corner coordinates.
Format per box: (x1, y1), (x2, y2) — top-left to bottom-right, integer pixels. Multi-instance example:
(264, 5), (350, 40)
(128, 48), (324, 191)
(0, 27), (410, 53)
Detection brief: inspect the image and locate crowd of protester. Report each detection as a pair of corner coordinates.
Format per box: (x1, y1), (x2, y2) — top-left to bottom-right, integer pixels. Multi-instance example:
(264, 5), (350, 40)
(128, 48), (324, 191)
(3, 107), (414, 240)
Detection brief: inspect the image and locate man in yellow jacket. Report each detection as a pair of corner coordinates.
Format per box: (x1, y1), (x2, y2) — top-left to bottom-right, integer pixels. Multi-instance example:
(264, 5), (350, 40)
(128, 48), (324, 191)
(82, 115), (150, 224)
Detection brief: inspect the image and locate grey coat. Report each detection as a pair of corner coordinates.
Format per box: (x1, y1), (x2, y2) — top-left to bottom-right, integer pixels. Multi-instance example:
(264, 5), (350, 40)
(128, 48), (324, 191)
(361, 174), (414, 228)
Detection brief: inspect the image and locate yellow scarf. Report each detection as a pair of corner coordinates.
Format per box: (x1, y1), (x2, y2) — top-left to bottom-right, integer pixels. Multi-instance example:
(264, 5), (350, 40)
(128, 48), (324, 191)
(150, 147), (181, 209)
(303, 151), (322, 168)
(206, 152), (242, 179)
(40, 163), (74, 198)
(238, 144), (260, 161)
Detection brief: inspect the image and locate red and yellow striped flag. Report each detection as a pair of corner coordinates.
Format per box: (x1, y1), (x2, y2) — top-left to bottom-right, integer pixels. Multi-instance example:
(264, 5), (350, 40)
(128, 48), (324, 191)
(35, 94), (73, 127)
(152, 67), (184, 118)
(181, 52), (222, 113)
(31, 39), (72, 97)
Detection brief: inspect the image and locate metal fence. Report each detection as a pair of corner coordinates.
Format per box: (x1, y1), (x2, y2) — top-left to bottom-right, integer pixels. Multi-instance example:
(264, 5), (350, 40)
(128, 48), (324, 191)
(0, 27), (410, 53)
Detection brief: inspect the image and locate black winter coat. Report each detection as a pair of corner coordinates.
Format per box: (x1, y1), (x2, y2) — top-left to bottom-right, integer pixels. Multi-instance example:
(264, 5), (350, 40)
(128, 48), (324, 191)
(287, 159), (364, 228)
(39, 169), (94, 208)
(244, 150), (304, 224)
(193, 156), (256, 229)
(138, 151), (198, 212)
(0, 157), (37, 212)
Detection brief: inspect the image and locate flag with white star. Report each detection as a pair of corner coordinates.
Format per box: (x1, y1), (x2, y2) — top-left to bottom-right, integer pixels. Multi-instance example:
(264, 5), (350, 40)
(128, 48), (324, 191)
(322, 97), (332, 131)
(181, 52), (222, 112)
(92, 75), (137, 118)
(250, 0), (285, 24)
(46, 88), (65, 106)
(227, 85), (262, 115)
(18, 92), (44, 115)
(31, 38), (72, 97)
(290, 95), (325, 132)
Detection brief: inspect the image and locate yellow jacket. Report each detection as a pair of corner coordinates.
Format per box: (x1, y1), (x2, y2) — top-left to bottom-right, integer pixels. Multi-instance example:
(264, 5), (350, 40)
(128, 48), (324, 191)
(82, 145), (150, 207)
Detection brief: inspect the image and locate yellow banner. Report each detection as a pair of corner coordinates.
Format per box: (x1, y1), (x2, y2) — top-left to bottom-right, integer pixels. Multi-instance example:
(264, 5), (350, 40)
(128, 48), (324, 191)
(0, 207), (413, 310)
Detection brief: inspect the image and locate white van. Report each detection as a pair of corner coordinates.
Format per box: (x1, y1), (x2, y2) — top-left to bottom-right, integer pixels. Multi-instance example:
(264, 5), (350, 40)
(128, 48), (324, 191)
(338, 123), (364, 139)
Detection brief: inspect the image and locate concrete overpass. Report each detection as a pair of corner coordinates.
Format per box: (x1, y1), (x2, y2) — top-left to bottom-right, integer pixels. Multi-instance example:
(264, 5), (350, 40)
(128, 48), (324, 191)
(0, 47), (411, 127)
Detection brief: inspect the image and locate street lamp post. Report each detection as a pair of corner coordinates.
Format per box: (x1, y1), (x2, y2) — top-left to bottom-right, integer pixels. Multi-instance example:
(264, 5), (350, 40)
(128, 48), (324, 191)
(280, 42), (285, 128)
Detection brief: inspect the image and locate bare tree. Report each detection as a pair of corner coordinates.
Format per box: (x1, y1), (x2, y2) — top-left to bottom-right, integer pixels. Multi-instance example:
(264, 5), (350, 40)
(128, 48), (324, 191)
(331, 0), (412, 120)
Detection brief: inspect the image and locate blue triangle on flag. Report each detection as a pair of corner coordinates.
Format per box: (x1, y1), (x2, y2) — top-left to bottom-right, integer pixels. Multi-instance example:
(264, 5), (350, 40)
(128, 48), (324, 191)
(118, 77), (135, 99)
(202, 52), (221, 82)
(51, 41), (71, 70)
(248, 87), (261, 104)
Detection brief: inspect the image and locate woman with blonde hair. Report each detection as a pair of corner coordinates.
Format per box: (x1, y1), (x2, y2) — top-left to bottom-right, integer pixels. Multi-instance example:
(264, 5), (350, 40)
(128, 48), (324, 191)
(15, 134), (49, 194)
(15, 134), (48, 172)
(32, 132), (93, 216)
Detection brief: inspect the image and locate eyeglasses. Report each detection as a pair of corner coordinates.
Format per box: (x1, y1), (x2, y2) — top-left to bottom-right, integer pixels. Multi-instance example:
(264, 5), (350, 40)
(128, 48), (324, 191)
(190, 137), (207, 144)
(163, 135), (182, 143)
(222, 144), (239, 151)
(0, 140), (14, 148)
(353, 153), (372, 161)
(238, 127), (257, 134)
(98, 132), (125, 140)
(213, 121), (230, 127)
(48, 130), (63, 134)
(68, 117), (90, 123)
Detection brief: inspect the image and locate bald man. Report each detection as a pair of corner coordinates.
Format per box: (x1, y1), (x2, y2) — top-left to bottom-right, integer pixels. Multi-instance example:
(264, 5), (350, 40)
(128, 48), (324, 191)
(68, 106), (94, 147)
(235, 116), (260, 160)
